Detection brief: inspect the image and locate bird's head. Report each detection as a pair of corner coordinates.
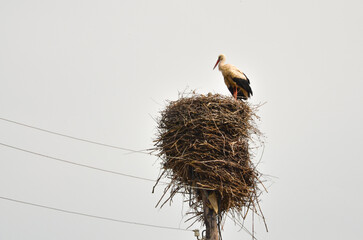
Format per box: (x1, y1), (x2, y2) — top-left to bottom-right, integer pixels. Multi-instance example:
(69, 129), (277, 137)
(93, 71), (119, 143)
(213, 54), (226, 70)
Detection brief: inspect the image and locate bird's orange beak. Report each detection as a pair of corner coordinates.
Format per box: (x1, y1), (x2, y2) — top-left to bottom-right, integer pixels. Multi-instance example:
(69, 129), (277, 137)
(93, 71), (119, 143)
(213, 58), (220, 70)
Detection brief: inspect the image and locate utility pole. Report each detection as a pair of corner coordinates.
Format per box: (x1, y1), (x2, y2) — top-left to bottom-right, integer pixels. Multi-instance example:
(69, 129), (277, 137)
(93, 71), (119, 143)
(201, 193), (219, 240)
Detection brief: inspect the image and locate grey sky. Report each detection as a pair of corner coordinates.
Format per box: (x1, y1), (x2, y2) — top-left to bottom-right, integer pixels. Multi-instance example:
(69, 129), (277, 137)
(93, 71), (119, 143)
(1, 0), (362, 239)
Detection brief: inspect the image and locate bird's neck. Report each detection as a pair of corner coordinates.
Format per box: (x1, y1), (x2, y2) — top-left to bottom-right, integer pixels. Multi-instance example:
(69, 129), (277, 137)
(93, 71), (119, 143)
(218, 58), (226, 70)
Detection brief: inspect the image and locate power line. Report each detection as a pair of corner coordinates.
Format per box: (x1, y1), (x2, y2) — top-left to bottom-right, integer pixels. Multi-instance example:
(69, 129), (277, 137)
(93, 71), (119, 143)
(0, 195), (192, 232)
(0, 117), (152, 155)
(0, 142), (164, 184)
(0, 142), (212, 191)
(0, 117), (213, 190)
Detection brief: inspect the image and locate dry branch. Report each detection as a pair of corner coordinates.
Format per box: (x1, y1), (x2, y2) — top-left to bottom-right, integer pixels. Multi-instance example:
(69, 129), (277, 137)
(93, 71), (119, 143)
(153, 92), (266, 235)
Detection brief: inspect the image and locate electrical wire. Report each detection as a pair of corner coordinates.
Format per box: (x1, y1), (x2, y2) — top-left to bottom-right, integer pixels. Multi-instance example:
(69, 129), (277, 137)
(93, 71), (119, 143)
(0, 142), (213, 191)
(0, 196), (191, 232)
(0, 142), (165, 184)
(0, 118), (213, 190)
(0, 117), (151, 155)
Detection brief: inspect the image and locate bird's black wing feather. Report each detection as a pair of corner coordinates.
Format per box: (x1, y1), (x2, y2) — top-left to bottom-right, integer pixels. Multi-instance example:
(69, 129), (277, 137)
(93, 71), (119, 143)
(242, 73), (250, 84)
(232, 77), (253, 97)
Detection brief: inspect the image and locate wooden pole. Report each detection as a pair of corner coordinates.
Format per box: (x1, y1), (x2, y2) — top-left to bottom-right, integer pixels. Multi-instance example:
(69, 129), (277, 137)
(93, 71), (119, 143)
(202, 193), (219, 240)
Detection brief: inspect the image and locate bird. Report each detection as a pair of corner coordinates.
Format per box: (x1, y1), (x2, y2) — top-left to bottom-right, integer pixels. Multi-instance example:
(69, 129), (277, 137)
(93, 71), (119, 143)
(213, 54), (253, 100)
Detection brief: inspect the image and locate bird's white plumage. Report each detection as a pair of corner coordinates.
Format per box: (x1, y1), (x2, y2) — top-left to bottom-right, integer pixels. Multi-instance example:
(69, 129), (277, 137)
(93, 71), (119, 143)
(217, 55), (248, 82)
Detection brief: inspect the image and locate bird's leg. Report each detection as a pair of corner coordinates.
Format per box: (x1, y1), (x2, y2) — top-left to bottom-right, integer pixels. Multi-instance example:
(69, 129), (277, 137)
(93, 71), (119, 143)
(233, 88), (238, 100)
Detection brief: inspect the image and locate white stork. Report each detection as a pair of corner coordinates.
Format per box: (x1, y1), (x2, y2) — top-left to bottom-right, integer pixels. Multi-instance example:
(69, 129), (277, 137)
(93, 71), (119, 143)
(213, 54), (253, 100)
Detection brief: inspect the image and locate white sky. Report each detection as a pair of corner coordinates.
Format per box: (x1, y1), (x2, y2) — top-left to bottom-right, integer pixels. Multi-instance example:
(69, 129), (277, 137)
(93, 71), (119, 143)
(1, 0), (362, 239)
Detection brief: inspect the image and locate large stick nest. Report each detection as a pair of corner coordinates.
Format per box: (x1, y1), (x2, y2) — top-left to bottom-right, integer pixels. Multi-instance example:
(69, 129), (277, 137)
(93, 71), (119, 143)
(153, 93), (265, 227)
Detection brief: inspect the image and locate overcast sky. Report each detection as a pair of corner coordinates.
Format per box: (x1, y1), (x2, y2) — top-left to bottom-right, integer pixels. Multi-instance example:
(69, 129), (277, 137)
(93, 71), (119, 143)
(1, 0), (363, 239)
